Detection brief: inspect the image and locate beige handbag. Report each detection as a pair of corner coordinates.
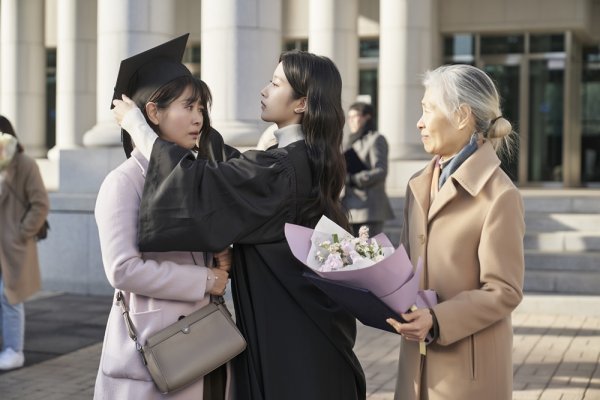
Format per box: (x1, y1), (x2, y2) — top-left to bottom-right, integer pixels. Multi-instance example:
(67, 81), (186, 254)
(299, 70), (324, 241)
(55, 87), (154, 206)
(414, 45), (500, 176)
(116, 291), (246, 394)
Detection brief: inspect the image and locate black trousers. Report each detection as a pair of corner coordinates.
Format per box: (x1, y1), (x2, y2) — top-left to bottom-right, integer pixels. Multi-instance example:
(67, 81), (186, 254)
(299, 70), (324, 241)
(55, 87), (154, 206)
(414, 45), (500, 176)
(203, 364), (227, 400)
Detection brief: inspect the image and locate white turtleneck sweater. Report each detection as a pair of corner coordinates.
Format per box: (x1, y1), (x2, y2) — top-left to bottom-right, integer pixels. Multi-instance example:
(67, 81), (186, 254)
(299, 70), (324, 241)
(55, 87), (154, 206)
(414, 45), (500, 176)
(273, 124), (305, 148)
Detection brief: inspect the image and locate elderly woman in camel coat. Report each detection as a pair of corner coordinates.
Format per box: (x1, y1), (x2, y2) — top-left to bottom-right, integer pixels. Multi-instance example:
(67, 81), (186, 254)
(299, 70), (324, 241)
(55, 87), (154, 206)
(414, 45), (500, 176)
(387, 65), (525, 400)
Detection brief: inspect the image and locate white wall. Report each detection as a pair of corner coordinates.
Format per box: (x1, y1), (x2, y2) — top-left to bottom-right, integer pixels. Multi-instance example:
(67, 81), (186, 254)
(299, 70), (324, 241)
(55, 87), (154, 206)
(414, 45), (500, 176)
(175, 0), (201, 40)
(440, 0), (592, 34)
(358, 0), (379, 37)
(283, 0), (380, 38)
(45, 0), (57, 46)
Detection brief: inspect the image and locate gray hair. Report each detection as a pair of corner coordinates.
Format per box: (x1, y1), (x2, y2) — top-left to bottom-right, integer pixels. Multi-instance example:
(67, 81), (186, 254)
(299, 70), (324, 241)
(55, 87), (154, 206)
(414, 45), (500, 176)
(423, 64), (514, 154)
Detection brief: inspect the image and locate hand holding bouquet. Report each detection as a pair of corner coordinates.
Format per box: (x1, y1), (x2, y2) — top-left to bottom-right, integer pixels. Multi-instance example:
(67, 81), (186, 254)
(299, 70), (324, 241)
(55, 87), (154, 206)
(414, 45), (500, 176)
(286, 216), (437, 350)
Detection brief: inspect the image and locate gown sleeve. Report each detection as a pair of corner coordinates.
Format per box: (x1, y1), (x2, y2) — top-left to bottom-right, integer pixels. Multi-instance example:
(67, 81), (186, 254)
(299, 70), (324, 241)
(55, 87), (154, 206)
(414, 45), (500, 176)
(95, 167), (211, 301)
(138, 138), (297, 253)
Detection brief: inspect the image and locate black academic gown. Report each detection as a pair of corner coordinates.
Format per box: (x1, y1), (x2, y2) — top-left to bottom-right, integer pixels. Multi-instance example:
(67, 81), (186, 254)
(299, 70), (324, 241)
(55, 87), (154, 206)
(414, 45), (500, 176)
(138, 137), (366, 400)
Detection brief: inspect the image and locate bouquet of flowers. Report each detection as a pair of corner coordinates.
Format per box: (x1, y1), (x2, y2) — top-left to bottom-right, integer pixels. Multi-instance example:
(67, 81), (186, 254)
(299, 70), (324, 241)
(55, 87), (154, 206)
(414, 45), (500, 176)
(286, 216), (437, 318)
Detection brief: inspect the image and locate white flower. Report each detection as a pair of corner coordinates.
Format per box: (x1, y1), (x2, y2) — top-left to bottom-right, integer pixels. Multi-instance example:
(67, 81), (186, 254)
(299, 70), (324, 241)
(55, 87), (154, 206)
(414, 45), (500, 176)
(322, 253), (343, 271)
(358, 225), (369, 240)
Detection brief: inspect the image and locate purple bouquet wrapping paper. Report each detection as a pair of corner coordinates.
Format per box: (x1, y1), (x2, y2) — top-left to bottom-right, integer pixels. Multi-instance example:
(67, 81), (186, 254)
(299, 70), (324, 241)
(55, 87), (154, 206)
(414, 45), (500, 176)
(285, 217), (437, 316)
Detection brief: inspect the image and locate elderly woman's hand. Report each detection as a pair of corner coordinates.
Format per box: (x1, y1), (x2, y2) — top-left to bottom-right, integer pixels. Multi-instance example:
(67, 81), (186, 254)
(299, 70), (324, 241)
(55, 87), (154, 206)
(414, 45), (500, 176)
(386, 308), (433, 342)
(112, 94), (137, 125)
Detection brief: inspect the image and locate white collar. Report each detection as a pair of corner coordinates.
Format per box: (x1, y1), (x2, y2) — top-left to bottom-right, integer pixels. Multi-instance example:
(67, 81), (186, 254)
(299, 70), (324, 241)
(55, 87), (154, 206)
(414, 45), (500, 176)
(273, 124), (305, 148)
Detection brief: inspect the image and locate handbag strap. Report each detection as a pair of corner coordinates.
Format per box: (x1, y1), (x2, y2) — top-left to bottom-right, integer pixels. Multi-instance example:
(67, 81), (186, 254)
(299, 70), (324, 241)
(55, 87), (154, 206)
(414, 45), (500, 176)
(115, 291), (147, 364)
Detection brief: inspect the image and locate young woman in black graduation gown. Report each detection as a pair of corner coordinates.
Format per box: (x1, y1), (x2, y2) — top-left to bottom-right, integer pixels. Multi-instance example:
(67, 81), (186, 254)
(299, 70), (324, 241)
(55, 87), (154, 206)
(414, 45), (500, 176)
(113, 50), (366, 400)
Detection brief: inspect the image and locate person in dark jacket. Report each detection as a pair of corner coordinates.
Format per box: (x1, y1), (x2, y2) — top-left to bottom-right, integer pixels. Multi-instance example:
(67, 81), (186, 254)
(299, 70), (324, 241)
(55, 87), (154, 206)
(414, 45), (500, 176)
(342, 102), (394, 236)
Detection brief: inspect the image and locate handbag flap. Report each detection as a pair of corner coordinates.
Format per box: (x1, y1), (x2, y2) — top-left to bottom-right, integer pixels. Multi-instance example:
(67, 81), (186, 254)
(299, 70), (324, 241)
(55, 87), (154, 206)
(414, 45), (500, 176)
(145, 302), (222, 346)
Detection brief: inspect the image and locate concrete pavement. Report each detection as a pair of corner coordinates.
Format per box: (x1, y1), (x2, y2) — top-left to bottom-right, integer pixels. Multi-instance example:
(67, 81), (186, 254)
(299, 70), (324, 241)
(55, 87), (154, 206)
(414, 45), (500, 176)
(0, 292), (599, 399)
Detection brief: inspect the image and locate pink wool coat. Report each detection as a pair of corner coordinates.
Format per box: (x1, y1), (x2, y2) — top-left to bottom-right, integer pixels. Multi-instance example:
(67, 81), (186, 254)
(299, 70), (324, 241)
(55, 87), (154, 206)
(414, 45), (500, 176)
(93, 149), (232, 400)
(395, 142), (525, 400)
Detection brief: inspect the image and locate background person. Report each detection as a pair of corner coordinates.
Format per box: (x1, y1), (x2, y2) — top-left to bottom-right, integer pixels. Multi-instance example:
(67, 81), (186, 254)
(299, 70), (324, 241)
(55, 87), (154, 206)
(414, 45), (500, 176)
(0, 115), (49, 371)
(341, 102), (394, 236)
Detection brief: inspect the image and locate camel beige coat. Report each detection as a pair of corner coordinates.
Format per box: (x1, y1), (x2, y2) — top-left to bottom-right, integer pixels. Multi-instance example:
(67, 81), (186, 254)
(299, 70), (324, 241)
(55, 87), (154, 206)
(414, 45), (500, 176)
(0, 153), (48, 304)
(394, 142), (525, 400)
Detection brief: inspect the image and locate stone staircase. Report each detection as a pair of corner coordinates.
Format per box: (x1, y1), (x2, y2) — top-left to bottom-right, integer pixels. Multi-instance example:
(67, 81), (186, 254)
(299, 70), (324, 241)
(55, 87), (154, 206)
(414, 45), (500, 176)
(521, 191), (600, 294)
(383, 190), (600, 294)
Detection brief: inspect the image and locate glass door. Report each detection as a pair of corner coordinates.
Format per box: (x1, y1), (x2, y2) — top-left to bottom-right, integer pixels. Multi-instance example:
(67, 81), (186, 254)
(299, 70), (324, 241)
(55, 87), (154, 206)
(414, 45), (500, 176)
(582, 48), (600, 185)
(528, 59), (564, 183)
(480, 61), (521, 182)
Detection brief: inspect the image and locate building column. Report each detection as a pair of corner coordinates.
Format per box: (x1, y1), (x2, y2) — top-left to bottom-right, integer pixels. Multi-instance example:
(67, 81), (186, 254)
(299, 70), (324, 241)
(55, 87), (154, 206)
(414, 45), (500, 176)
(49, 0), (97, 159)
(379, 0), (438, 162)
(201, 0), (282, 148)
(0, 0), (46, 157)
(308, 0), (358, 113)
(83, 0), (175, 147)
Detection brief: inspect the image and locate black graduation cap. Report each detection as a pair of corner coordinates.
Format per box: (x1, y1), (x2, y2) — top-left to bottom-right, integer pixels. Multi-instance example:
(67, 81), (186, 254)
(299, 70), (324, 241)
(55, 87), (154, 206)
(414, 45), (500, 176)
(112, 33), (192, 158)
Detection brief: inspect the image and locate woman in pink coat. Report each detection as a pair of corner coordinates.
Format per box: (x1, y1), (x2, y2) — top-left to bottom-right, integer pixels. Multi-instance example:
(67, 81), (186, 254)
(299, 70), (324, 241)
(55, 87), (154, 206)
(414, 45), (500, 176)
(94, 45), (232, 399)
(387, 64), (525, 400)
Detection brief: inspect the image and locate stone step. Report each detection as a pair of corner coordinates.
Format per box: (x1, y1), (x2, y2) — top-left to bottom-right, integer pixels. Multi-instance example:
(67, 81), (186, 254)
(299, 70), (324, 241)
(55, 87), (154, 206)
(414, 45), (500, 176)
(510, 251), (600, 294)
(522, 193), (600, 214)
(524, 251), (600, 272)
(525, 213), (600, 232)
(524, 232), (600, 252)
(524, 269), (600, 294)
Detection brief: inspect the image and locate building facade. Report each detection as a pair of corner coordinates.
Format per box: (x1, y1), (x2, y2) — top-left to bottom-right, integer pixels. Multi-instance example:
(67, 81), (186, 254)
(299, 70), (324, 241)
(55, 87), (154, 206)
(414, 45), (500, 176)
(0, 0), (599, 294)
(2, 0), (600, 189)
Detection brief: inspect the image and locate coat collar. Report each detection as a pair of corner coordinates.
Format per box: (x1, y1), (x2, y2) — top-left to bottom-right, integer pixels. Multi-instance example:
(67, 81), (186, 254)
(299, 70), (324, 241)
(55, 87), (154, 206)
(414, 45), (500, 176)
(409, 141), (501, 223)
(450, 141), (500, 196)
(408, 158), (436, 219)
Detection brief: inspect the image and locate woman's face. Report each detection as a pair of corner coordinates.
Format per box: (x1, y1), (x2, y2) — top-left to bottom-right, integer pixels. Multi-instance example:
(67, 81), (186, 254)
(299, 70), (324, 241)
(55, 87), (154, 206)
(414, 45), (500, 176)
(346, 109), (369, 134)
(151, 86), (204, 150)
(417, 88), (470, 158)
(260, 62), (305, 128)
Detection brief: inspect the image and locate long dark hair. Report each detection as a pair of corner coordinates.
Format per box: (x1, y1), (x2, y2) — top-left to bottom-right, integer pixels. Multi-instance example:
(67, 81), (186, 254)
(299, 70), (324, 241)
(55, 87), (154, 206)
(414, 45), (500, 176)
(280, 50), (348, 230)
(127, 75), (213, 158)
(0, 115), (24, 153)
